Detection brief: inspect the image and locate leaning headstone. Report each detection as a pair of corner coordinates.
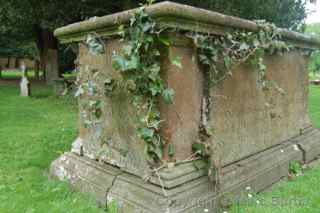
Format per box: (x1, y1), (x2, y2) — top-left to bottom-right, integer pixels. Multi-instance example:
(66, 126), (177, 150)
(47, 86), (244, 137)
(50, 2), (320, 212)
(20, 62), (31, 97)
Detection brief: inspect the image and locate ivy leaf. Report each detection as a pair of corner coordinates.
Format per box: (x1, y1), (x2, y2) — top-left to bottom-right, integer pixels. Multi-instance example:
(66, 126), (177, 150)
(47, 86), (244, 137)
(139, 128), (155, 142)
(127, 55), (140, 70)
(158, 36), (171, 46)
(162, 88), (175, 104)
(130, 16), (136, 26)
(253, 38), (260, 47)
(239, 43), (249, 51)
(224, 56), (232, 70)
(123, 45), (133, 55)
(149, 85), (161, 96)
(199, 54), (209, 65)
(192, 143), (206, 157)
(89, 100), (102, 109)
(150, 144), (163, 160)
(84, 120), (93, 129)
(95, 108), (103, 119)
(149, 80), (164, 96)
(86, 34), (105, 55)
(112, 55), (128, 71)
(171, 56), (183, 69)
(226, 33), (233, 40)
(74, 85), (84, 97)
(117, 25), (125, 37)
(168, 143), (175, 158)
(105, 78), (116, 95)
(142, 22), (153, 32)
(148, 64), (161, 81)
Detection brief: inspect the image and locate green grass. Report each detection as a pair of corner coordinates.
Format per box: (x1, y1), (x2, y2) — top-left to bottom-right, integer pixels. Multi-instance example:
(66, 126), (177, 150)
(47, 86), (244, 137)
(1, 70), (44, 79)
(1, 69), (74, 80)
(306, 24), (320, 74)
(306, 23), (320, 35)
(309, 85), (320, 128)
(230, 165), (320, 213)
(309, 72), (320, 81)
(0, 85), (104, 213)
(230, 85), (320, 213)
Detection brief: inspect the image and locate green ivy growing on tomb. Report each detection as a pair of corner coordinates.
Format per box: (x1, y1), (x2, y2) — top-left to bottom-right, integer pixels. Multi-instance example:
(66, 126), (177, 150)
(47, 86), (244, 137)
(112, 7), (179, 164)
(77, 3), (304, 182)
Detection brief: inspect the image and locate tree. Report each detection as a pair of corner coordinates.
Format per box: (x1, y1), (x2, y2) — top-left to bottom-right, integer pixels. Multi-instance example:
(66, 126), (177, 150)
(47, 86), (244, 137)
(306, 23), (320, 74)
(0, 0), (127, 83)
(161, 0), (309, 30)
(0, 0), (312, 83)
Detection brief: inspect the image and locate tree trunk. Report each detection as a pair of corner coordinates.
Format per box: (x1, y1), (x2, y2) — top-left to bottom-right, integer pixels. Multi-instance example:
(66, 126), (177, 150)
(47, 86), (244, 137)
(34, 60), (40, 80)
(35, 26), (59, 84)
(15, 58), (20, 69)
(6, 57), (9, 68)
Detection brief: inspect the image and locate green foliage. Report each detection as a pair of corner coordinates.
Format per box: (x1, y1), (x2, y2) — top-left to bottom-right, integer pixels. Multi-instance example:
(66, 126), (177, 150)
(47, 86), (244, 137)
(192, 21), (290, 88)
(81, 4), (297, 171)
(111, 7), (175, 164)
(168, 143), (175, 158)
(75, 65), (106, 129)
(309, 51), (320, 74)
(309, 86), (320, 129)
(0, 0), (311, 67)
(161, 0), (308, 31)
(162, 88), (175, 104)
(86, 34), (106, 55)
(306, 23), (320, 35)
(306, 24), (320, 74)
(191, 21), (294, 181)
(289, 161), (303, 175)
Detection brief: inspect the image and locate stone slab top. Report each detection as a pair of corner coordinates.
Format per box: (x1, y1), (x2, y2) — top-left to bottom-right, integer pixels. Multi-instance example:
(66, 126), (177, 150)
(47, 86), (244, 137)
(55, 1), (320, 48)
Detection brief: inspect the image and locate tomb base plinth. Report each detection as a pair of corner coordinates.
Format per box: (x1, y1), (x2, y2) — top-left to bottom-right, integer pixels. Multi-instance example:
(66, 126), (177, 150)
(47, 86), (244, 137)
(50, 127), (320, 212)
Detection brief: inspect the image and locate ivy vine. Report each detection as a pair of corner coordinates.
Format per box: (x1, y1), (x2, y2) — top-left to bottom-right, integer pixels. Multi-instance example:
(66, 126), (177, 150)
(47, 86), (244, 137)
(190, 21), (292, 182)
(77, 4), (302, 182)
(191, 20), (291, 89)
(111, 7), (178, 164)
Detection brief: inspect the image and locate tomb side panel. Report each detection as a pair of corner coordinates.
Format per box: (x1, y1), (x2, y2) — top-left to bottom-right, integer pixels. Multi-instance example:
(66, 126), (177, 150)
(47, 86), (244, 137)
(209, 50), (311, 166)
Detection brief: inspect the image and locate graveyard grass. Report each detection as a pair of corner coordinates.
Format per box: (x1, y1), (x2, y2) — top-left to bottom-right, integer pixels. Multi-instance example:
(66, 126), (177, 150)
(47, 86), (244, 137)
(0, 75), (320, 213)
(0, 84), (107, 213)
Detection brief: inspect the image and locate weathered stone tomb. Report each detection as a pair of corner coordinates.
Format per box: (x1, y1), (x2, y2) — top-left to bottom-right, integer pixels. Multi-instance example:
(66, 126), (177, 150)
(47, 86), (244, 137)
(51, 2), (320, 212)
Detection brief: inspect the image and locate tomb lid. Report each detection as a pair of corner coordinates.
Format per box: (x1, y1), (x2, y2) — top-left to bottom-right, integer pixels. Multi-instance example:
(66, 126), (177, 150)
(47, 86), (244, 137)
(55, 1), (320, 48)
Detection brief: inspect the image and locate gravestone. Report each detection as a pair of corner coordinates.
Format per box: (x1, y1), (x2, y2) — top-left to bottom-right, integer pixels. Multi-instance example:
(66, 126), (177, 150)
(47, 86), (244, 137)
(53, 78), (67, 96)
(20, 62), (31, 97)
(45, 49), (59, 85)
(50, 2), (320, 212)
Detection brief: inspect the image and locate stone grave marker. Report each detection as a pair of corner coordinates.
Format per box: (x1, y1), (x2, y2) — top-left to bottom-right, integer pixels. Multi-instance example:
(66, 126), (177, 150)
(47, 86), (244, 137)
(20, 62), (31, 97)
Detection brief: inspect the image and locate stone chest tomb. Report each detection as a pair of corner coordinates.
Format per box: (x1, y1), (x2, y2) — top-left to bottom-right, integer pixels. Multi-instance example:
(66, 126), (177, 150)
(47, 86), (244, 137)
(51, 2), (320, 212)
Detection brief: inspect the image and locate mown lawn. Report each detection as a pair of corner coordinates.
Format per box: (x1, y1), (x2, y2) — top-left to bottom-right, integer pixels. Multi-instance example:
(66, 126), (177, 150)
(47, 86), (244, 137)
(0, 70), (44, 79)
(0, 85), (105, 213)
(0, 78), (320, 213)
